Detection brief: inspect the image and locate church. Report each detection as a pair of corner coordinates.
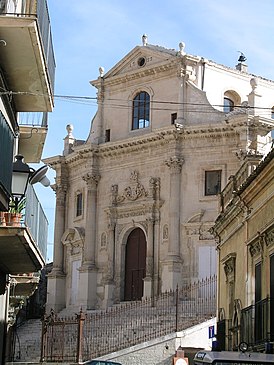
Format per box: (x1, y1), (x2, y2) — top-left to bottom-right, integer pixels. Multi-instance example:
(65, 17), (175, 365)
(45, 35), (274, 312)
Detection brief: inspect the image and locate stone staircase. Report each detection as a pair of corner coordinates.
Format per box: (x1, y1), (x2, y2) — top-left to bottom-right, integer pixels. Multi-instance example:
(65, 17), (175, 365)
(13, 318), (42, 362)
(10, 278), (216, 363)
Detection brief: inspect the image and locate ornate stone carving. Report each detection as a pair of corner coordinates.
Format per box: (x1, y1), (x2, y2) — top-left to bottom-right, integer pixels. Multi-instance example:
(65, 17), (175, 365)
(165, 156), (184, 173)
(222, 254), (236, 279)
(114, 171), (148, 203)
(199, 227), (214, 241)
(52, 183), (67, 205)
(61, 227), (85, 256)
(266, 230), (274, 247)
(101, 232), (107, 249)
(71, 242), (82, 255)
(82, 172), (101, 189)
(249, 241), (262, 257)
(249, 230), (274, 257)
(148, 177), (160, 199)
(163, 224), (169, 240)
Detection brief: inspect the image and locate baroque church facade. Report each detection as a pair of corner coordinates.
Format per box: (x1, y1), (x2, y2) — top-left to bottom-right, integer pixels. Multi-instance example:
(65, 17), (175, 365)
(45, 36), (274, 311)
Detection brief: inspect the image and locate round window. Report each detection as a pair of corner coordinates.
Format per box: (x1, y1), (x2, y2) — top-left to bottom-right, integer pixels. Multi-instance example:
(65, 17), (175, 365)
(137, 57), (146, 67)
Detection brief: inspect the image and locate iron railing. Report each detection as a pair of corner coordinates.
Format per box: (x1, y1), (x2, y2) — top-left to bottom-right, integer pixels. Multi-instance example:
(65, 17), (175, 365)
(0, 0), (55, 94)
(41, 276), (217, 363)
(18, 112), (48, 127)
(0, 110), (14, 196)
(0, 184), (48, 261)
(241, 297), (274, 347)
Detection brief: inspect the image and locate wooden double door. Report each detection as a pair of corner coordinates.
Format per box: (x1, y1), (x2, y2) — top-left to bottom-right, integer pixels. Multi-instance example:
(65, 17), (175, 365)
(124, 228), (146, 301)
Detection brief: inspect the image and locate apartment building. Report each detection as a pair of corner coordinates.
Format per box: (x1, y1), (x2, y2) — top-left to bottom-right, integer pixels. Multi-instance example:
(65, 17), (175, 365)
(0, 0), (55, 362)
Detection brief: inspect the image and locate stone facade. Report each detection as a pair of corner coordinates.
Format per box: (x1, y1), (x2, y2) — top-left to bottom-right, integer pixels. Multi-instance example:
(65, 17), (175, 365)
(44, 36), (274, 312)
(213, 149), (274, 351)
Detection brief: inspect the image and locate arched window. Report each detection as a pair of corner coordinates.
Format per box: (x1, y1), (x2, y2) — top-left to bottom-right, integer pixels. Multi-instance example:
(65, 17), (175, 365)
(224, 97), (234, 113)
(223, 90), (241, 113)
(132, 91), (150, 130)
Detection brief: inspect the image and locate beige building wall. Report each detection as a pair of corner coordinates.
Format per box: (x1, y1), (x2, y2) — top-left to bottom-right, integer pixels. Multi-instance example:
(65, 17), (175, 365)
(213, 149), (274, 351)
(44, 38), (274, 312)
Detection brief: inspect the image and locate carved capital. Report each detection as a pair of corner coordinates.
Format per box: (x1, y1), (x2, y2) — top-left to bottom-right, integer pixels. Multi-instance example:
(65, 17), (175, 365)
(165, 157), (184, 173)
(82, 172), (100, 189)
(52, 183), (67, 204)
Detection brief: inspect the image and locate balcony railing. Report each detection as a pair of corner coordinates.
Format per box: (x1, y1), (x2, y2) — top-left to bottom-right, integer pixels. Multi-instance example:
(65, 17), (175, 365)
(18, 112), (48, 127)
(24, 184), (48, 260)
(0, 184), (48, 261)
(0, 110), (14, 196)
(0, 0), (55, 94)
(241, 297), (274, 348)
(219, 155), (262, 212)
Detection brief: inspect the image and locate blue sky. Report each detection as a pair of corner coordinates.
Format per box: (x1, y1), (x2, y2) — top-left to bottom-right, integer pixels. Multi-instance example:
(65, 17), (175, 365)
(40, 0), (274, 261)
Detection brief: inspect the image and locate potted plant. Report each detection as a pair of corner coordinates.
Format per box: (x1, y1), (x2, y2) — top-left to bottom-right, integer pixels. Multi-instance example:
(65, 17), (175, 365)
(4, 197), (26, 226)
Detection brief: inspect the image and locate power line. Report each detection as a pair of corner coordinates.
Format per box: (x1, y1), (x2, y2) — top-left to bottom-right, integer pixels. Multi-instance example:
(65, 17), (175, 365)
(1, 90), (274, 115)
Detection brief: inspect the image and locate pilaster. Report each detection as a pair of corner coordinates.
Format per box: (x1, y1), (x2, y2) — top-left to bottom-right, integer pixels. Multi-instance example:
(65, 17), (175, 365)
(161, 157), (184, 291)
(46, 183), (67, 312)
(78, 172), (100, 309)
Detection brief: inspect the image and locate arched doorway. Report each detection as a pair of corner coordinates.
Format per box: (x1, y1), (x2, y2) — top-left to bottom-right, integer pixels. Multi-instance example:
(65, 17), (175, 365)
(124, 228), (146, 301)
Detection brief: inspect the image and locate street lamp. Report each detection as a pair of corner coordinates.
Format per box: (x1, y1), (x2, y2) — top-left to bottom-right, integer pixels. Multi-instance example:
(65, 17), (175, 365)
(11, 155), (33, 209)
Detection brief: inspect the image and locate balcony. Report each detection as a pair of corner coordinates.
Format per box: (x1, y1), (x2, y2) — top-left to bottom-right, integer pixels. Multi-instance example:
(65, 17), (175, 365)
(241, 297), (274, 349)
(219, 154), (263, 213)
(18, 111), (48, 162)
(0, 0), (55, 112)
(0, 184), (48, 274)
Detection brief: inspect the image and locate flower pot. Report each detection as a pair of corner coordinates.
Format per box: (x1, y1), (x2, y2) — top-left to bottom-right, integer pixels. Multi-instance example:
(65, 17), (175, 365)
(0, 212), (6, 226)
(4, 212), (22, 227)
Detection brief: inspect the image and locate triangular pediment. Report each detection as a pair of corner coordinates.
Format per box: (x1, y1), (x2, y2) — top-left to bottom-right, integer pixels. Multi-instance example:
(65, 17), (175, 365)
(102, 45), (178, 79)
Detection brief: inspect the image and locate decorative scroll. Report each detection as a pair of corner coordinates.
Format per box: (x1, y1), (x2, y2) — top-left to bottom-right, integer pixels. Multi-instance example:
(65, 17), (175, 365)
(112, 170), (148, 203)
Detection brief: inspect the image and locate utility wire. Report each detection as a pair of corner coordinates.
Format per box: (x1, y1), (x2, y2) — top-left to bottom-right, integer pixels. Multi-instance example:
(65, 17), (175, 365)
(1, 90), (274, 115)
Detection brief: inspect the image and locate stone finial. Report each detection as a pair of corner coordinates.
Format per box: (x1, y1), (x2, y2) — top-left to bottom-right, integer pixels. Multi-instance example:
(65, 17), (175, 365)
(178, 42), (185, 55)
(99, 66), (104, 77)
(66, 124), (74, 137)
(250, 77), (258, 91)
(63, 124), (75, 156)
(142, 34), (148, 46)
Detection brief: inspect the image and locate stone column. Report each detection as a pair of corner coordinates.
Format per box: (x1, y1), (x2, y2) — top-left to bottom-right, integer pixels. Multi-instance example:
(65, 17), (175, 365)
(82, 172), (100, 266)
(46, 184), (66, 313)
(166, 157), (183, 257)
(161, 157), (184, 291)
(78, 172), (100, 310)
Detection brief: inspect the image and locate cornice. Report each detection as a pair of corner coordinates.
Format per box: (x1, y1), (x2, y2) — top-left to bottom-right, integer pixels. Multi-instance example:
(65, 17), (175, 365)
(214, 198), (244, 235)
(93, 61), (178, 88)
(98, 125), (234, 159)
(52, 125), (235, 164)
(42, 155), (64, 167)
